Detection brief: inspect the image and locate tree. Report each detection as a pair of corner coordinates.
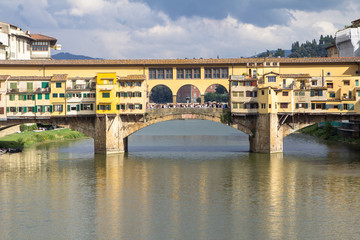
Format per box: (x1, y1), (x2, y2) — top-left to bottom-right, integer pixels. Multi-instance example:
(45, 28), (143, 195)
(215, 85), (227, 94)
(150, 85), (172, 103)
(274, 48), (285, 57)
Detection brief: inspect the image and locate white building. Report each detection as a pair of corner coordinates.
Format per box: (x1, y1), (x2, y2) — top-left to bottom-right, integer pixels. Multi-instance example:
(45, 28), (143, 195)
(0, 21), (60, 60)
(335, 18), (360, 57)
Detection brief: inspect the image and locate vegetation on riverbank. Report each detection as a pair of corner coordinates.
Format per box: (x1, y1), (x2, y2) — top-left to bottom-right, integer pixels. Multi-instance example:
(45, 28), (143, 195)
(0, 128), (87, 149)
(299, 122), (360, 144)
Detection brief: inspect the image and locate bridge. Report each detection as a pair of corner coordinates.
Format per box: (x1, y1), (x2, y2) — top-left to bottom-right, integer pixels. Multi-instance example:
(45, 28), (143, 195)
(1, 108), (359, 154)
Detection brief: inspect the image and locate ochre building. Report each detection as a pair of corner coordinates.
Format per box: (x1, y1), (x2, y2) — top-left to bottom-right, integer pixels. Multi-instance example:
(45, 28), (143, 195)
(0, 57), (360, 121)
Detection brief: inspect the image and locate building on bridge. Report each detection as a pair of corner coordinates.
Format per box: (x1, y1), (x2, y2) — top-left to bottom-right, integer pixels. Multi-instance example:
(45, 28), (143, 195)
(0, 57), (360, 153)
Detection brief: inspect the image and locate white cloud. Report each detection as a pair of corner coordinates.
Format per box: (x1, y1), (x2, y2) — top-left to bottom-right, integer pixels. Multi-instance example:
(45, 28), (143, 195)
(2, 0), (360, 58)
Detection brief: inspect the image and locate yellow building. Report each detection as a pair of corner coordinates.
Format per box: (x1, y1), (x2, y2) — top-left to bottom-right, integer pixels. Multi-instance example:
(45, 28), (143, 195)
(50, 74), (67, 116)
(96, 72), (117, 115)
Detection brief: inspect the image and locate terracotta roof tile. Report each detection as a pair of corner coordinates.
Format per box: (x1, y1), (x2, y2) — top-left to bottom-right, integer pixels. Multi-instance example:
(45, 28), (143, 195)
(9, 76), (52, 81)
(51, 74), (68, 81)
(0, 57), (359, 66)
(119, 75), (146, 80)
(280, 74), (311, 78)
(30, 34), (57, 41)
(0, 75), (10, 81)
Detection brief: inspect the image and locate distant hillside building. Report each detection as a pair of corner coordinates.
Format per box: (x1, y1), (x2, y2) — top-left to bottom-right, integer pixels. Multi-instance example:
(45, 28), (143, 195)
(335, 18), (360, 57)
(0, 21), (60, 60)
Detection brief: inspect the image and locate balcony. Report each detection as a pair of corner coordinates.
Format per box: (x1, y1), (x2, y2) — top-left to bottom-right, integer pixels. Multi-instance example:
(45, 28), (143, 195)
(8, 88), (19, 93)
(35, 87), (51, 93)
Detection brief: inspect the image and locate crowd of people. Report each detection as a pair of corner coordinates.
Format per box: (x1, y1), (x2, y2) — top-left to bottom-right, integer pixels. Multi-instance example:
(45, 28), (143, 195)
(148, 102), (228, 109)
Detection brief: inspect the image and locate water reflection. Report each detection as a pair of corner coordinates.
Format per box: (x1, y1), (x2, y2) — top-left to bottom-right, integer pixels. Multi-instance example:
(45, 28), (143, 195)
(1, 121), (360, 239)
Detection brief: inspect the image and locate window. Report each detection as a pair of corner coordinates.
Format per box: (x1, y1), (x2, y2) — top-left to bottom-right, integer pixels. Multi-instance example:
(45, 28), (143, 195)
(329, 93), (335, 98)
(0, 107), (4, 114)
(32, 41), (49, 51)
(356, 80), (359, 87)
(83, 104), (93, 110)
(267, 76), (276, 82)
(261, 103), (266, 109)
(42, 82), (49, 88)
(45, 93), (50, 100)
(27, 82), (33, 91)
(282, 91), (289, 96)
(232, 92), (238, 97)
(327, 82), (333, 88)
(232, 81), (238, 86)
(262, 90), (265, 95)
(102, 92), (110, 98)
(311, 90), (323, 96)
(52, 93), (58, 98)
(238, 91), (244, 97)
(177, 68), (201, 79)
(344, 80), (350, 85)
(54, 104), (63, 112)
(10, 83), (17, 89)
(232, 103), (238, 109)
(204, 68), (228, 79)
(149, 68), (173, 79)
(312, 81), (317, 86)
(56, 82), (62, 88)
(246, 91), (257, 97)
(38, 94), (42, 100)
(280, 103), (288, 108)
(9, 94), (15, 101)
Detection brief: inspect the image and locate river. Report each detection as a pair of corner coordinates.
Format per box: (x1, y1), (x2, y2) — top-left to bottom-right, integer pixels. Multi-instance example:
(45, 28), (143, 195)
(1, 120), (360, 240)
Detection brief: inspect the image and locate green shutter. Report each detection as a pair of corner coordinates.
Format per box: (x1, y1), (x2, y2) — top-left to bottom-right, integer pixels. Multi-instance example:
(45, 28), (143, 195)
(34, 106), (38, 113)
(10, 83), (17, 89)
(38, 94), (42, 100)
(140, 104), (142, 110)
(124, 92), (128, 97)
(322, 103), (326, 109)
(6, 107), (9, 113)
(83, 93), (86, 98)
(81, 104), (83, 110)
(32, 95), (35, 100)
(97, 105), (100, 110)
(49, 105), (53, 112)
(24, 107), (27, 113)
(90, 104), (93, 110)
(23, 95), (27, 101)
(42, 82), (49, 88)
(319, 90), (323, 96)
(76, 105), (80, 111)
(350, 104), (355, 110)
(67, 105), (70, 111)
(42, 105), (45, 112)
(311, 103), (315, 110)
(27, 82), (33, 92)
(19, 95), (23, 100)
(305, 103), (308, 109)
(296, 103), (299, 109)
(311, 90), (314, 97)
(339, 104), (344, 111)
(326, 104), (329, 110)
(45, 93), (50, 100)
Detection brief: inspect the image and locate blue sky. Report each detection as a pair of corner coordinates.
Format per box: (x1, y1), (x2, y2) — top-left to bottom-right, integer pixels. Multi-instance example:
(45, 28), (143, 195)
(1, 0), (359, 59)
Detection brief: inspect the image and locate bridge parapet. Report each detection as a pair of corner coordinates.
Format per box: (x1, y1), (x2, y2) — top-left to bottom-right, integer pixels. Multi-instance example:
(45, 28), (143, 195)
(146, 108), (230, 122)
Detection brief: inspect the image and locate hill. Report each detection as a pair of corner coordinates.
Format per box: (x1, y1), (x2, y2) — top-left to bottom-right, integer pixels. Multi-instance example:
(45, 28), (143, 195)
(51, 52), (101, 60)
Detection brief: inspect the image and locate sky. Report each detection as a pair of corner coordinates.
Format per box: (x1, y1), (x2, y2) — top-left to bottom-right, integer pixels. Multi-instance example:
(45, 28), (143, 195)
(1, 0), (360, 59)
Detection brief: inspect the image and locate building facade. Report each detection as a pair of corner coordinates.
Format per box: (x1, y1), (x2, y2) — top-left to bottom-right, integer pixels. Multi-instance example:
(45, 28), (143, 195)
(0, 21), (60, 60)
(0, 57), (360, 123)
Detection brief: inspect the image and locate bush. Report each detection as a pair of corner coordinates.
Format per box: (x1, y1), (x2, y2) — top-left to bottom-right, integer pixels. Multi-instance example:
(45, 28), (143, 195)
(20, 124), (38, 132)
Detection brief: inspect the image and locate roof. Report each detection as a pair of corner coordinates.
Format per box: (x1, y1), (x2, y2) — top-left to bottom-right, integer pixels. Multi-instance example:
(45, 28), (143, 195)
(0, 75), (10, 81)
(280, 74), (311, 78)
(51, 74), (68, 81)
(30, 34), (57, 45)
(119, 75), (146, 81)
(8, 76), (52, 81)
(0, 57), (360, 66)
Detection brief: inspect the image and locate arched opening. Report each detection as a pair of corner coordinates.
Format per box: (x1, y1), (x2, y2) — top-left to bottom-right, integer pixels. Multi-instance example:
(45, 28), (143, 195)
(150, 85), (173, 104)
(204, 84), (228, 103)
(176, 84), (200, 103)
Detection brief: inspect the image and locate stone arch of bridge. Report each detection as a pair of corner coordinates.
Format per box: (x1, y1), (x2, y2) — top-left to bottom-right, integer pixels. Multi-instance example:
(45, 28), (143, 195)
(122, 110), (251, 139)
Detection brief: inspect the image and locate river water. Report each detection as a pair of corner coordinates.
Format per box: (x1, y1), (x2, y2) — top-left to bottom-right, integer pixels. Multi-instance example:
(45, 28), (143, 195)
(1, 120), (360, 240)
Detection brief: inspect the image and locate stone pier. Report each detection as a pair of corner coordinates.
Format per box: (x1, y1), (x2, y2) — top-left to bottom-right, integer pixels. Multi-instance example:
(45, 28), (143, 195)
(249, 113), (284, 153)
(94, 115), (127, 154)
